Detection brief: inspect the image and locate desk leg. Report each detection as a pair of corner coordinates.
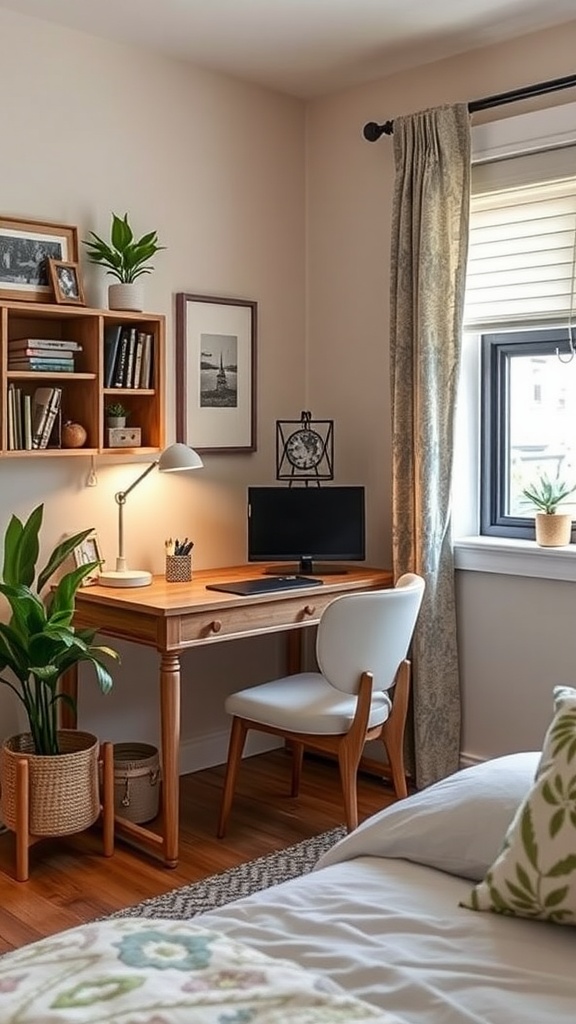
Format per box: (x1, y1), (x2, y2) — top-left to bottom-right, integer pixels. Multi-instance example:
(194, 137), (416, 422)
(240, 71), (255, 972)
(160, 652), (181, 868)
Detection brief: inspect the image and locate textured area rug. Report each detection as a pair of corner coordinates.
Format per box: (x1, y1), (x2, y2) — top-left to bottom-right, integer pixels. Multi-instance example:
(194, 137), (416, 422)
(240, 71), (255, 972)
(111, 825), (346, 920)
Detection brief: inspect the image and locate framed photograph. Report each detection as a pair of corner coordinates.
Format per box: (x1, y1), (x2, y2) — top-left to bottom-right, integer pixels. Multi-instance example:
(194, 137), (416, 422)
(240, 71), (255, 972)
(175, 292), (257, 453)
(48, 259), (85, 305)
(73, 534), (103, 585)
(0, 216), (79, 303)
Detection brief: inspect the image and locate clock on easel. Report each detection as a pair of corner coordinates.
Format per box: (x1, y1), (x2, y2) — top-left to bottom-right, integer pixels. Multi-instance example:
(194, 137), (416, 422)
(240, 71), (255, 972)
(276, 411), (334, 482)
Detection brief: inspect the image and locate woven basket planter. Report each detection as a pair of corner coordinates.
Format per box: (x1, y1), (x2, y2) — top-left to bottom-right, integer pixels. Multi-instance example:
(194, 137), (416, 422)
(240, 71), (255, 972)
(0, 730), (100, 837)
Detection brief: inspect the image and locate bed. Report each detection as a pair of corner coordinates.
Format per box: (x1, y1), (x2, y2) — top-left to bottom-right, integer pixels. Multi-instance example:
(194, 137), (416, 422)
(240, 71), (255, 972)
(2, 686), (575, 1023)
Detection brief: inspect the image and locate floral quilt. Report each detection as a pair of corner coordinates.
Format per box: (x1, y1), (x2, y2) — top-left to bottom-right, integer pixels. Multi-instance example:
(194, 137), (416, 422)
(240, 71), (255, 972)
(0, 917), (402, 1023)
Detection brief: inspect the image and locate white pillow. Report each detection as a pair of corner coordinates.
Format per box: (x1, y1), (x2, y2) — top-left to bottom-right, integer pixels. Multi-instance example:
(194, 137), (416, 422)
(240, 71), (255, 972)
(316, 751), (539, 881)
(462, 686), (576, 925)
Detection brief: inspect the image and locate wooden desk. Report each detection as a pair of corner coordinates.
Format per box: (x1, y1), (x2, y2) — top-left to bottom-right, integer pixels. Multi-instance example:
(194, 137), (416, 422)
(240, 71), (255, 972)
(65, 563), (392, 867)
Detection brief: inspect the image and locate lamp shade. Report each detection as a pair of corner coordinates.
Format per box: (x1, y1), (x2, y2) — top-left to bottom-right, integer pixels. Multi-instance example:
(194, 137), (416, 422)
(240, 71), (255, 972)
(158, 443), (203, 472)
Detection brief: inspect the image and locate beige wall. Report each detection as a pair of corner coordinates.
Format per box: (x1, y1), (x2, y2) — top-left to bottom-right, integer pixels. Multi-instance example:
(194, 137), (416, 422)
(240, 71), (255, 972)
(0, 8), (306, 758)
(2, 8), (576, 769)
(305, 20), (576, 762)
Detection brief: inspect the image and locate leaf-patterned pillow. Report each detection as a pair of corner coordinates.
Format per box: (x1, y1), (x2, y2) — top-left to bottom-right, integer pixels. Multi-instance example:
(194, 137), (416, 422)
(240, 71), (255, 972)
(461, 685), (576, 926)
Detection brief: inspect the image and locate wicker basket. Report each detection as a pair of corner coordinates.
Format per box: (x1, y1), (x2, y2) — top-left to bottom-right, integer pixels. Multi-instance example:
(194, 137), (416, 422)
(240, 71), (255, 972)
(0, 730), (100, 836)
(113, 742), (160, 824)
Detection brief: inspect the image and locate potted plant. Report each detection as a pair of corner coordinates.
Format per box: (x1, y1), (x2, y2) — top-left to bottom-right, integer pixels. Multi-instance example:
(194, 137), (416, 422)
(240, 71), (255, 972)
(0, 504), (119, 842)
(522, 473), (576, 547)
(105, 401), (129, 428)
(82, 212), (165, 312)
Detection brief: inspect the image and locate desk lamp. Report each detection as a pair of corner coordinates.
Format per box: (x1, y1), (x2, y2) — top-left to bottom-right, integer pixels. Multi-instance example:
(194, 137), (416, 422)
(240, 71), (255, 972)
(99, 442), (203, 588)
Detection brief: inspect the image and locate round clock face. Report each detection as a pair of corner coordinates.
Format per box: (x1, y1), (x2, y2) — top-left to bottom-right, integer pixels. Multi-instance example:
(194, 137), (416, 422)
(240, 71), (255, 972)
(285, 428), (324, 470)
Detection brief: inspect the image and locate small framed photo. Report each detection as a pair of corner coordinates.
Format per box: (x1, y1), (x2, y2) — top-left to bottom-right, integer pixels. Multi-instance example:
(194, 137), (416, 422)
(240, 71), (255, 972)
(0, 216), (79, 302)
(48, 259), (85, 305)
(73, 534), (103, 585)
(175, 292), (257, 453)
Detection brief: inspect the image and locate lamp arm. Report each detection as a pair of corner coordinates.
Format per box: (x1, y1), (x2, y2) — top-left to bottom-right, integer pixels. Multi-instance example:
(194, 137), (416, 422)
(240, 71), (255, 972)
(113, 460), (159, 570)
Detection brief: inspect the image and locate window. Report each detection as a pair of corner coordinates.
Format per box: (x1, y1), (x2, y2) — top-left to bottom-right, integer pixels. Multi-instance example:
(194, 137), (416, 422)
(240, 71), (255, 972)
(480, 327), (576, 538)
(465, 172), (576, 540)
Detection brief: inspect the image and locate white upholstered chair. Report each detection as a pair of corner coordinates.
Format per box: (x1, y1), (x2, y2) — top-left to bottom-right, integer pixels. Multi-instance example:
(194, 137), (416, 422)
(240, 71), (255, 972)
(217, 572), (425, 836)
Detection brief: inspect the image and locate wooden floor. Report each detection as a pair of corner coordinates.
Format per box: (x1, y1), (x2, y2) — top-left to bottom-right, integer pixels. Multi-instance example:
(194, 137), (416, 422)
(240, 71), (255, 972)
(0, 749), (397, 955)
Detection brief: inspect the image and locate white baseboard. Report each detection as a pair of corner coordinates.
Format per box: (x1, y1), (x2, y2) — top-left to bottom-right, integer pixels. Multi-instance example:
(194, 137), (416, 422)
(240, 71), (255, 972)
(178, 729), (282, 776)
(459, 752), (484, 770)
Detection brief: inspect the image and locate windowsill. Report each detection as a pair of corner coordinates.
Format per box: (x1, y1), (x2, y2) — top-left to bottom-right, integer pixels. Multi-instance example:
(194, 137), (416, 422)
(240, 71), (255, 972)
(454, 535), (576, 582)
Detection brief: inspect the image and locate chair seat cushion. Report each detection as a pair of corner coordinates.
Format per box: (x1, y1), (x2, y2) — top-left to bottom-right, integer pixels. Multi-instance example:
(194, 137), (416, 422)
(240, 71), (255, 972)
(225, 673), (392, 735)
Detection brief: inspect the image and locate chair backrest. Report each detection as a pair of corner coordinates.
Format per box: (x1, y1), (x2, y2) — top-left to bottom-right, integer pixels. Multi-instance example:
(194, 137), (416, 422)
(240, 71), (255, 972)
(316, 573), (425, 695)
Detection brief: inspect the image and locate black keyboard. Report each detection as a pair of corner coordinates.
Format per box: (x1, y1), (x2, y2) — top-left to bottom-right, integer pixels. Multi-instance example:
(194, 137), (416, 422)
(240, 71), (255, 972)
(206, 576), (324, 596)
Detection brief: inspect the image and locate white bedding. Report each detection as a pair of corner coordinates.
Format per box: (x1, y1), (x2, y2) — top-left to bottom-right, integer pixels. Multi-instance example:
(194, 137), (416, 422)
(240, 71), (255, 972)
(196, 752), (576, 1024)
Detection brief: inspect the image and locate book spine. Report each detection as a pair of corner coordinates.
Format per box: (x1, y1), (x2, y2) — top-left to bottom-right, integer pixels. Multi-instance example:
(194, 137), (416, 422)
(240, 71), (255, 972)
(124, 328), (137, 387)
(113, 328), (130, 387)
(9, 359), (74, 369)
(141, 333), (154, 388)
(104, 325), (122, 388)
(38, 389), (62, 449)
(31, 388), (56, 449)
(132, 333), (145, 389)
(23, 393), (32, 450)
(8, 338), (82, 351)
(14, 388), (22, 450)
(7, 385), (14, 450)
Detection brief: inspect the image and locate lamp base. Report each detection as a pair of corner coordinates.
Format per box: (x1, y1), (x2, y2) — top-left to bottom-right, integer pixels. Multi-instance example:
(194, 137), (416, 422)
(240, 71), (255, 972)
(98, 569), (153, 588)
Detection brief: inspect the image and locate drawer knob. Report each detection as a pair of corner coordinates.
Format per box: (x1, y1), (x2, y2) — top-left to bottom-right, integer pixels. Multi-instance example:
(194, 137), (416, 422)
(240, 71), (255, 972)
(210, 619), (223, 633)
(303, 605), (315, 616)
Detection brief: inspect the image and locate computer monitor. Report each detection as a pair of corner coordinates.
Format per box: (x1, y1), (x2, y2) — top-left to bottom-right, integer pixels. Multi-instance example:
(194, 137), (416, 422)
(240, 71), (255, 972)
(247, 485), (366, 576)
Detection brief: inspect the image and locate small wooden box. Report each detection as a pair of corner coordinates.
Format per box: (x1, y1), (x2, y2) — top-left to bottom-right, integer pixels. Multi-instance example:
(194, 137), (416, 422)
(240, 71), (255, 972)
(107, 426), (142, 448)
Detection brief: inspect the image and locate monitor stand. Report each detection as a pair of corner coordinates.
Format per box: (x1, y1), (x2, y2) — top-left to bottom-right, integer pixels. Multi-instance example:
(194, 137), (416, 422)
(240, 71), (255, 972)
(263, 558), (350, 576)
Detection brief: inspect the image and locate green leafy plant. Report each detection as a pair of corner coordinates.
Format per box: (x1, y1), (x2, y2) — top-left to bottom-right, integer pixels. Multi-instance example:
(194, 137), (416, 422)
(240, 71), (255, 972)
(83, 212), (165, 283)
(105, 402), (129, 419)
(0, 505), (119, 756)
(522, 473), (576, 515)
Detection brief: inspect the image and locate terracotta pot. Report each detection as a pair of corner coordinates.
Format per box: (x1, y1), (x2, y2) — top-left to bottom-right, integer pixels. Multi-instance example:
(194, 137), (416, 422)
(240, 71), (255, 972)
(535, 512), (572, 547)
(0, 730), (100, 836)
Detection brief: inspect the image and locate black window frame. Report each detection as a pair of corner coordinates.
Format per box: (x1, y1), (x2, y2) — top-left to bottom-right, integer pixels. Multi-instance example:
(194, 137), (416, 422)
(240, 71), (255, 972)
(480, 327), (575, 540)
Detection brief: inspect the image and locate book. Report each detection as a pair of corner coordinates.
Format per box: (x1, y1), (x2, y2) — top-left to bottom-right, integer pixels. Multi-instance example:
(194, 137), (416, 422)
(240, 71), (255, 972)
(38, 389), (62, 449)
(8, 347), (78, 358)
(124, 328), (137, 387)
(9, 358), (75, 372)
(141, 333), (153, 388)
(13, 387), (22, 450)
(9, 338), (82, 352)
(31, 387), (59, 449)
(132, 332), (145, 388)
(7, 385), (14, 450)
(113, 328), (131, 387)
(104, 325), (123, 388)
(23, 393), (32, 450)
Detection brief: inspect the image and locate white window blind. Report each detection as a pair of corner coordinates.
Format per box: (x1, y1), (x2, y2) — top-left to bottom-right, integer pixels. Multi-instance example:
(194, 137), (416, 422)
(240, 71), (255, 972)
(465, 162), (576, 331)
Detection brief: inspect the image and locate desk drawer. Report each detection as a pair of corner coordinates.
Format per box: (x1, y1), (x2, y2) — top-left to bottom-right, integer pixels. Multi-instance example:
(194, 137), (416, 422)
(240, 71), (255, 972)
(178, 591), (334, 645)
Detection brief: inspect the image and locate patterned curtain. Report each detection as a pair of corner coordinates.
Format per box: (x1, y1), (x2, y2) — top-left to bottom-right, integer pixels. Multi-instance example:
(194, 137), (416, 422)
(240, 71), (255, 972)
(390, 104), (471, 789)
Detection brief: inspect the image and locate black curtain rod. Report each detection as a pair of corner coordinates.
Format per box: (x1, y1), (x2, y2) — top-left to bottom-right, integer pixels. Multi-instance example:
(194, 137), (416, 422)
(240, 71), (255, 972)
(363, 73), (576, 141)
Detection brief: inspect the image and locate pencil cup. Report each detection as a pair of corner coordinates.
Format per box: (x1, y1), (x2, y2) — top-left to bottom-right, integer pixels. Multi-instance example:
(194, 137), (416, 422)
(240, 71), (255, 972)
(165, 554), (192, 583)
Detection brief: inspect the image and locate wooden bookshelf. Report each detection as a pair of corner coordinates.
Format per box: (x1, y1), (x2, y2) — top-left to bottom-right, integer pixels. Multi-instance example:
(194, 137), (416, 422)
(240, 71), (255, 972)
(0, 300), (165, 457)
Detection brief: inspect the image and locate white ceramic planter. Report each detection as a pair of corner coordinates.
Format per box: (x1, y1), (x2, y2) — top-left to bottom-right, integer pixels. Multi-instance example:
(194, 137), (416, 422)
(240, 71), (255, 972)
(535, 512), (572, 547)
(108, 282), (145, 312)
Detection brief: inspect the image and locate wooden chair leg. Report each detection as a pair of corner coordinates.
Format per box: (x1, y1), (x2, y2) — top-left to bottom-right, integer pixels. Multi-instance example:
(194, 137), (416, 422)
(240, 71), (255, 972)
(381, 659), (411, 799)
(100, 742), (115, 858)
(290, 742), (304, 797)
(338, 741), (360, 833)
(217, 717), (248, 838)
